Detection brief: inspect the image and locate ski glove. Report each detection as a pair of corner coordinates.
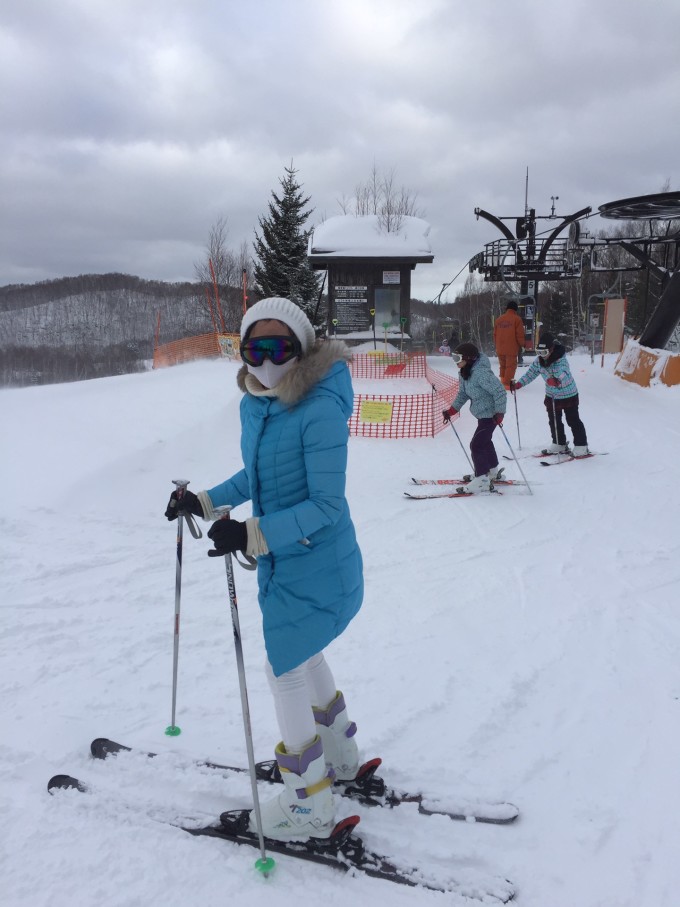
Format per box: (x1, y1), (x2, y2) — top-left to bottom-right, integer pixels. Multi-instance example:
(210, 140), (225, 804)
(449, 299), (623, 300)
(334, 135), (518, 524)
(509, 379), (520, 391)
(546, 377), (561, 388)
(165, 489), (204, 521)
(493, 413), (504, 425)
(207, 518), (248, 557)
(442, 406), (458, 423)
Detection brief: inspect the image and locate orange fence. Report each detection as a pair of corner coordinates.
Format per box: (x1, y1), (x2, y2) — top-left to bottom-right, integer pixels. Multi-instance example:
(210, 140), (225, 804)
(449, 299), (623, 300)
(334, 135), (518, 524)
(153, 333), (240, 369)
(615, 339), (680, 387)
(348, 352), (459, 438)
(153, 340), (459, 437)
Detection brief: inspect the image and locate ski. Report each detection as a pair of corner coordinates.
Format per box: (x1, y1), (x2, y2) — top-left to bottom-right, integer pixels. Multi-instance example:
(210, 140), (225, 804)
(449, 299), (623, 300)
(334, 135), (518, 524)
(405, 489), (503, 500)
(47, 775), (515, 901)
(90, 737), (518, 824)
(503, 451), (607, 463)
(539, 452), (608, 467)
(410, 477), (528, 487)
(503, 451), (570, 461)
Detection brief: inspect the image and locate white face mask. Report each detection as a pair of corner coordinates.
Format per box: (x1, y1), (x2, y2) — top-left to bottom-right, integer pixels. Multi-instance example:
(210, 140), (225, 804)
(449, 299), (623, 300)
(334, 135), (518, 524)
(246, 356), (299, 389)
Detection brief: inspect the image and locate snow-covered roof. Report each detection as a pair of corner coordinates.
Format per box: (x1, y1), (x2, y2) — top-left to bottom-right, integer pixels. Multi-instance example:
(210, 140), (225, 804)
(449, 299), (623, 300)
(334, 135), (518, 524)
(308, 214), (433, 262)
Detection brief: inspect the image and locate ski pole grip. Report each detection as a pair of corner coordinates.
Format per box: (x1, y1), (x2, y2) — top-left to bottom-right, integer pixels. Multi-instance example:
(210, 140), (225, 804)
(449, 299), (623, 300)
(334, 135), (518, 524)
(169, 478), (190, 514)
(172, 478), (190, 500)
(169, 478), (203, 537)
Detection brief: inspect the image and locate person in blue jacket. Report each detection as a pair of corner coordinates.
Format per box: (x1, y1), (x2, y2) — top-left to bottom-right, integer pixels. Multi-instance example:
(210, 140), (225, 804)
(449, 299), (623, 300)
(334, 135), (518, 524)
(511, 332), (589, 456)
(442, 342), (507, 493)
(165, 297), (363, 842)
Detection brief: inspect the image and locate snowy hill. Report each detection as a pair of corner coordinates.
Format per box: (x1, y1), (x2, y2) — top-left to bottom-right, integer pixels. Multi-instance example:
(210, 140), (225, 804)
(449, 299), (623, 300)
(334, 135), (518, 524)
(2, 354), (679, 907)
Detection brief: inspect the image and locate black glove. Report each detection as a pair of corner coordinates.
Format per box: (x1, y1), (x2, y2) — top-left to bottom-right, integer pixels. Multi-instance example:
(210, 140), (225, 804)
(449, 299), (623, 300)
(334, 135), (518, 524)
(165, 489), (204, 521)
(207, 518), (248, 557)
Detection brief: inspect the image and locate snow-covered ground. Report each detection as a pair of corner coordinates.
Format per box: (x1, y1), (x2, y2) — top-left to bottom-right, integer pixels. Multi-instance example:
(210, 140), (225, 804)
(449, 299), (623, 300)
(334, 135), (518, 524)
(2, 352), (679, 907)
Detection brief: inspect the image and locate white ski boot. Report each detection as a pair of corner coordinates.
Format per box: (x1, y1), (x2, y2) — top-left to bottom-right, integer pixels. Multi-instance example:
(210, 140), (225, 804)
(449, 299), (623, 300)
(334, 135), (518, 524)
(457, 474), (491, 494)
(251, 736), (335, 841)
(313, 690), (359, 782)
(572, 446), (590, 457)
(543, 443), (570, 455)
(463, 466), (504, 483)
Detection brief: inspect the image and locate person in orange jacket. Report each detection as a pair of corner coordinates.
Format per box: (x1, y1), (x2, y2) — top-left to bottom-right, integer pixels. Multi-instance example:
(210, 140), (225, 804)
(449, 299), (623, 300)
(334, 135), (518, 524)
(494, 300), (525, 389)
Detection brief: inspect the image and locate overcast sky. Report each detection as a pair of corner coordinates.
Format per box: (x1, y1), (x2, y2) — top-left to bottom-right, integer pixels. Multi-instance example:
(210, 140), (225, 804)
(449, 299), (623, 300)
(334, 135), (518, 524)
(2, 0), (679, 302)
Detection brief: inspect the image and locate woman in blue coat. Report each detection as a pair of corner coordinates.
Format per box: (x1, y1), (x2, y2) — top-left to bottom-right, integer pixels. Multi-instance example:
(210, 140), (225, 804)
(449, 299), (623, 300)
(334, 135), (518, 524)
(166, 297), (363, 842)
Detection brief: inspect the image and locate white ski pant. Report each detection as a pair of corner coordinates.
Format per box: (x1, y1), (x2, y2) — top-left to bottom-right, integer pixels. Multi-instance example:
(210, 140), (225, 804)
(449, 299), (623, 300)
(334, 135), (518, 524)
(265, 651), (337, 754)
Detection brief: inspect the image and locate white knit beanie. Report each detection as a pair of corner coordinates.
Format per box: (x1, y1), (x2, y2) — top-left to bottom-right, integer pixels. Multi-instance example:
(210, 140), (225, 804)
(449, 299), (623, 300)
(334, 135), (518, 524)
(240, 297), (315, 354)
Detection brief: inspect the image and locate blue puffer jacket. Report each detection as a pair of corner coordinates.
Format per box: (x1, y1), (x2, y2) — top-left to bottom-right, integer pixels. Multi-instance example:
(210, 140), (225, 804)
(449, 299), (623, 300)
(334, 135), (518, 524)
(206, 341), (363, 677)
(452, 353), (507, 419)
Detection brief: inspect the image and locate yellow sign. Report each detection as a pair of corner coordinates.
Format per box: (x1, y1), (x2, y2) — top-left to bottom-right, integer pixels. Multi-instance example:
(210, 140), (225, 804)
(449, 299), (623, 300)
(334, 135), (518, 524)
(359, 401), (394, 423)
(218, 333), (241, 360)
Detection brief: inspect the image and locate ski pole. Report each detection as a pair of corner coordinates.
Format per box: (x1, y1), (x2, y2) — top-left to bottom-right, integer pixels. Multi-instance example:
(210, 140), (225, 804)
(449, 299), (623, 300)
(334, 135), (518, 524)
(166, 478), (189, 737)
(448, 419), (474, 471)
(551, 397), (563, 463)
(513, 388), (522, 449)
(498, 425), (533, 495)
(214, 507), (275, 877)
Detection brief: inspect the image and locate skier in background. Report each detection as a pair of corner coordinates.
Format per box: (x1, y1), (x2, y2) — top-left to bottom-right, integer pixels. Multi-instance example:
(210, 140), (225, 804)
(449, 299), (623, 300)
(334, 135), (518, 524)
(494, 300), (526, 389)
(165, 297), (363, 842)
(442, 342), (507, 493)
(511, 332), (589, 456)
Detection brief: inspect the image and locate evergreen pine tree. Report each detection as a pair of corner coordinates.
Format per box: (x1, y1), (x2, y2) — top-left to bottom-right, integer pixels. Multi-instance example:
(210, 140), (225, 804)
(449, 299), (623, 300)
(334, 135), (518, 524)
(253, 164), (320, 326)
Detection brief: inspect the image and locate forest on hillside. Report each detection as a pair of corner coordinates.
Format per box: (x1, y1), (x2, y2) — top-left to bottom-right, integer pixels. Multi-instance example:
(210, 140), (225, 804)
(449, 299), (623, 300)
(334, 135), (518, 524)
(0, 274), (247, 386)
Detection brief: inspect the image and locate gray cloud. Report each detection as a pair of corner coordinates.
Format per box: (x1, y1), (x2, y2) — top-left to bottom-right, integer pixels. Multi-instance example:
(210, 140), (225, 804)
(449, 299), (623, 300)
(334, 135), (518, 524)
(1, 0), (679, 299)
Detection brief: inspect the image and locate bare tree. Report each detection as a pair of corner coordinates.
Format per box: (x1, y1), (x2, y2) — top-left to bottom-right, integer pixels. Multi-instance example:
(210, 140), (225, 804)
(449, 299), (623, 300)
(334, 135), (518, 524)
(194, 218), (258, 332)
(341, 163), (423, 233)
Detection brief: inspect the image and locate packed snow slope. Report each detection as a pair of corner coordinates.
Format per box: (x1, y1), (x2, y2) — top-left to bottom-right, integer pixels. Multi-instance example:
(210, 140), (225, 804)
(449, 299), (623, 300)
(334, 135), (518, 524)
(2, 352), (679, 907)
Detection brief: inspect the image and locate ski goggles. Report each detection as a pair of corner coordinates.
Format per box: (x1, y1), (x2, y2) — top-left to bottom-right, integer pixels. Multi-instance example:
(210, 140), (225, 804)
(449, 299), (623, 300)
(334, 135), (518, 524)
(451, 352), (464, 364)
(240, 335), (302, 367)
(537, 347), (551, 357)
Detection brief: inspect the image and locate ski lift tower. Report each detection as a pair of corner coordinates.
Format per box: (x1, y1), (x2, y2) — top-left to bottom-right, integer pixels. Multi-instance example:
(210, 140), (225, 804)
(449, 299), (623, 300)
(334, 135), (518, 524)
(470, 199), (591, 350)
(597, 191), (680, 350)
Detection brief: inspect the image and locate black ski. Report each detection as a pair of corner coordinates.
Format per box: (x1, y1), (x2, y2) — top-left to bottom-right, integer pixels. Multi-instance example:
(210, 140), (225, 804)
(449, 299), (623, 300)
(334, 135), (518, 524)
(504, 450), (607, 460)
(90, 737), (519, 824)
(215, 808), (515, 899)
(539, 452), (608, 467)
(46, 774), (514, 901)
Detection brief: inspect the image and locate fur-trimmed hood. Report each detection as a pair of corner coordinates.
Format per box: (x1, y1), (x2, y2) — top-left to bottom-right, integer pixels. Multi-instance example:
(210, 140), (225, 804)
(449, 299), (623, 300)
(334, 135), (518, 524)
(237, 339), (353, 407)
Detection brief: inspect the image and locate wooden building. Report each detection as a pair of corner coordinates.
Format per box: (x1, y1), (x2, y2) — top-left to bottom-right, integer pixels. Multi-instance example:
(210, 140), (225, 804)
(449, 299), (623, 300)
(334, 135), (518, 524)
(307, 215), (433, 344)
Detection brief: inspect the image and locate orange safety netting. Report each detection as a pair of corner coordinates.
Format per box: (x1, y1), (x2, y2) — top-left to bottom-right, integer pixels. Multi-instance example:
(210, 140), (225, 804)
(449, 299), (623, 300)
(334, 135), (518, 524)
(348, 352), (459, 438)
(153, 341), (459, 438)
(153, 333), (241, 368)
